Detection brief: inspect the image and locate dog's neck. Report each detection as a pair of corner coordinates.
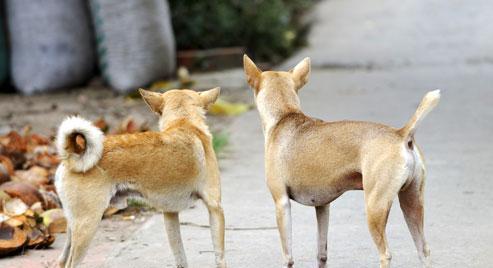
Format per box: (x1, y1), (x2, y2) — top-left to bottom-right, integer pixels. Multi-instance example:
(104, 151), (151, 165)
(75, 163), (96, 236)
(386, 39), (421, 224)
(255, 88), (302, 138)
(159, 106), (210, 136)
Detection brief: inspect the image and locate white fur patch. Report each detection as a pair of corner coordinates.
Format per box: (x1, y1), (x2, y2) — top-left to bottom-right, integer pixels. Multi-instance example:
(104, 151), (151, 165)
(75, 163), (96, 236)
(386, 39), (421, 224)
(419, 89), (441, 121)
(54, 163), (65, 200)
(425, 89), (441, 101)
(54, 163), (74, 224)
(56, 116), (104, 172)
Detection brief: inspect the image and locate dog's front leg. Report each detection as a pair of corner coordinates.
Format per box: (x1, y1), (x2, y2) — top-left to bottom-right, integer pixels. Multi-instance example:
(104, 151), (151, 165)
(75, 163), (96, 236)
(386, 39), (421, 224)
(164, 212), (188, 268)
(315, 205), (330, 268)
(275, 196), (294, 268)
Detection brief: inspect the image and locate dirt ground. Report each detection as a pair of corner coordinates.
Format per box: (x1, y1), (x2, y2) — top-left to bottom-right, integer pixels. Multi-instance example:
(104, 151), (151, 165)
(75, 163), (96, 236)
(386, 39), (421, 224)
(0, 73), (251, 136)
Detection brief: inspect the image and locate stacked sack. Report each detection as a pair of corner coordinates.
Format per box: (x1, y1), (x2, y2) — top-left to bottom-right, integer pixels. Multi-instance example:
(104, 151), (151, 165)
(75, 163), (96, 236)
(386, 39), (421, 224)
(6, 0), (95, 94)
(90, 0), (176, 92)
(0, 18), (8, 86)
(4, 0), (175, 94)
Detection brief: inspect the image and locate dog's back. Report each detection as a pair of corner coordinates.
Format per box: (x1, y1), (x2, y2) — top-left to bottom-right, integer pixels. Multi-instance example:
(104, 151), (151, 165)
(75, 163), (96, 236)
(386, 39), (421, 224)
(266, 112), (406, 204)
(100, 130), (203, 184)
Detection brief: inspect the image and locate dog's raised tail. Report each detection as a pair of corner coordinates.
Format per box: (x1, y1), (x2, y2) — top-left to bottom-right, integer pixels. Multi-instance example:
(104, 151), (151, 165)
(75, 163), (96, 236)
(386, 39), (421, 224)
(56, 116), (104, 173)
(399, 90), (441, 138)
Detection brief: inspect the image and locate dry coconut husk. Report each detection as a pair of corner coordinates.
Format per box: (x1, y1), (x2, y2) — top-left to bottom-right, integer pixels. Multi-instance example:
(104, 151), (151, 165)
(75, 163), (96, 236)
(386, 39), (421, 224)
(31, 152), (59, 169)
(0, 163), (10, 185)
(0, 181), (45, 207)
(41, 209), (66, 234)
(29, 202), (44, 215)
(0, 131), (27, 169)
(3, 198), (28, 216)
(0, 190), (10, 211)
(13, 166), (50, 187)
(0, 155), (14, 184)
(0, 155), (14, 175)
(4, 216), (24, 228)
(38, 189), (61, 210)
(26, 226), (55, 249)
(0, 223), (28, 256)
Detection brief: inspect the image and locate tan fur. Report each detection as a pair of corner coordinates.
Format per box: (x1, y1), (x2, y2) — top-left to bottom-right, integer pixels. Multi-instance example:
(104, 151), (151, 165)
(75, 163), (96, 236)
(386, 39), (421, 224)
(244, 55), (439, 268)
(56, 88), (226, 268)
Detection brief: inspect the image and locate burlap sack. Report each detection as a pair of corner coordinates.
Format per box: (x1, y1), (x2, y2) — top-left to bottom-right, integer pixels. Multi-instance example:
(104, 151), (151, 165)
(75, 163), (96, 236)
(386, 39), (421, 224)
(7, 0), (95, 94)
(0, 17), (8, 86)
(90, 0), (176, 92)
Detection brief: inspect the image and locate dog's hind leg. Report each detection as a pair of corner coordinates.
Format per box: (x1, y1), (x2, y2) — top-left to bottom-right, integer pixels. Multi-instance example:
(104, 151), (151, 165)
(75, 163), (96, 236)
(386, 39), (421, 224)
(363, 165), (407, 268)
(201, 194), (226, 268)
(316, 204), (330, 268)
(66, 214), (105, 268)
(364, 192), (394, 268)
(58, 227), (71, 267)
(398, 168), (431, 267)
(63, 182), (112, 268)
(164, 212), (188, 268)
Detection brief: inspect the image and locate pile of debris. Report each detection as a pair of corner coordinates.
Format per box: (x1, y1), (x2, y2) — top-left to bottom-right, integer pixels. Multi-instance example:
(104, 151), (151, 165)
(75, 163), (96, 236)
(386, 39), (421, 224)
(0, 129), (64, 256)
(0, 117), (147, 256)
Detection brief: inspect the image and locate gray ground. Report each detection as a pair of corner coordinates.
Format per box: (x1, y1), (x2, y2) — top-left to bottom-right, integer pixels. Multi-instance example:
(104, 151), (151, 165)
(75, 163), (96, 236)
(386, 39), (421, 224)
(1, 0), (492, 267)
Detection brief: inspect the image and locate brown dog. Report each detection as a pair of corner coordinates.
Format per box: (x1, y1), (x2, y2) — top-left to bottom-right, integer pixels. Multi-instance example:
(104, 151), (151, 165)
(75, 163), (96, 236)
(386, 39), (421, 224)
(54, 88), (226, 268)
(243, 55), (439, 268)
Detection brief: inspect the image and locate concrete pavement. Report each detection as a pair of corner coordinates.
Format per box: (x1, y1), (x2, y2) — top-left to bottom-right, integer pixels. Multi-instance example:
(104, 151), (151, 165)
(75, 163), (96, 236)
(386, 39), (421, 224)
(104, 0), (493, 267)
(284, 0), (493, 69)
(102, 65), (493, 267)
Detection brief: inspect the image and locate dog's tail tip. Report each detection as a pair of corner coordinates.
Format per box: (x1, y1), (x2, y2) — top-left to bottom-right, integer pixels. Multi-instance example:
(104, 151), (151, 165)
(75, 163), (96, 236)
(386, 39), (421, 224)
(56, 116), (104, 173)
(399, 89), (441, 138)
(426, 89), (441, 101)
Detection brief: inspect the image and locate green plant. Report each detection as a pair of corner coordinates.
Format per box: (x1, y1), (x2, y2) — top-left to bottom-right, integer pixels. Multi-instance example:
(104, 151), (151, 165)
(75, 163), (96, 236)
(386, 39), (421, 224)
(127, 198), (149, 208)
(169, 1), (240, 50)
(212, 132), (229, 153)
(168, 0), (316, 63)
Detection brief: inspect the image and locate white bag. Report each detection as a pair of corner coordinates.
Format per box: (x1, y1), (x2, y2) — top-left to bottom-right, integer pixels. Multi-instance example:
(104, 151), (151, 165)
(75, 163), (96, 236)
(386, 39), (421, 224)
(7, 0), (95, 94)
(90, 0), (176, 92)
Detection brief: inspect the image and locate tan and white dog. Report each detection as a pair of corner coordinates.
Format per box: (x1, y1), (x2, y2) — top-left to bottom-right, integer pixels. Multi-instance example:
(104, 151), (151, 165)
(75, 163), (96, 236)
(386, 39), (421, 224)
(243, 55), (439, 268)
(54, 88), (226, 268)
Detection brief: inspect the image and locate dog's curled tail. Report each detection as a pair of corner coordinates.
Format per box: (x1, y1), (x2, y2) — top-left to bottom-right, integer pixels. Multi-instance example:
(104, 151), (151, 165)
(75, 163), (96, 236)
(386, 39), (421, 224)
(399, 90), (441, 138)
(56, 116), (104, 173)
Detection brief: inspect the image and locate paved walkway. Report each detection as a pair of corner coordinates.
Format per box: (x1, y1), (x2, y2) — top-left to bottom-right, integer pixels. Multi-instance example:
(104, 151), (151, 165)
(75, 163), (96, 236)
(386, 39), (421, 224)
(106, 0), (493, 267)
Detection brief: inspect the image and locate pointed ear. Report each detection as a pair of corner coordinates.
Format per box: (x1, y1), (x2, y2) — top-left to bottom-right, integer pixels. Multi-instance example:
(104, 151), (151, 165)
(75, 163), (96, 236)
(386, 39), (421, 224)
(243, 54), (262, 90)
(199, 87), (221, 109)
(139, 88), (164, 114)
(290, 57), (311, 90)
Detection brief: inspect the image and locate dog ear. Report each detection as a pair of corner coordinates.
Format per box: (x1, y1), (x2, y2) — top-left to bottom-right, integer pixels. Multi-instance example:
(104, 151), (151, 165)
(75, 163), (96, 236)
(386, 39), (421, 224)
(290, 57), (311, 90)
(199, 87), (221, 109)
(139, 88), (164, 114)
(243, 54), (262, 90)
